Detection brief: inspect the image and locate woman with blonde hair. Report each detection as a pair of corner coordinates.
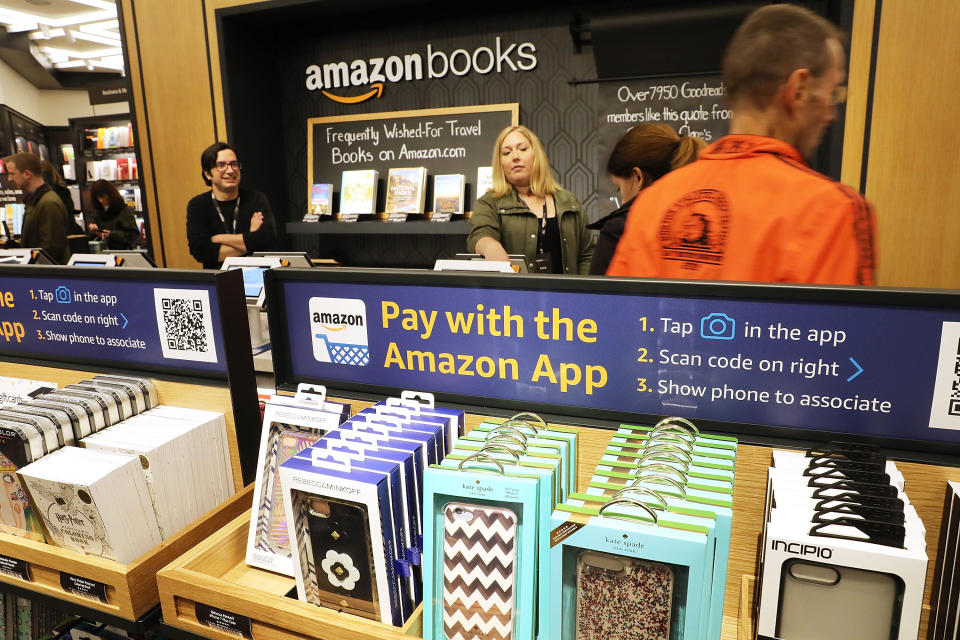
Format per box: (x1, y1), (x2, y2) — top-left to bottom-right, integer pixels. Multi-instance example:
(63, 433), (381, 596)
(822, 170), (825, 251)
(590, 124), (705, 274)
(467, 125), (594, 274)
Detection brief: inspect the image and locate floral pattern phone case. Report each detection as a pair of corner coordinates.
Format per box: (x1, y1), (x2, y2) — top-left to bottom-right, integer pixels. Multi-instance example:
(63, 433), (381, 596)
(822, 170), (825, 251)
(291, 490), (379, 620)
(442, 502), (517, 640)
(576, 550), (674, 640)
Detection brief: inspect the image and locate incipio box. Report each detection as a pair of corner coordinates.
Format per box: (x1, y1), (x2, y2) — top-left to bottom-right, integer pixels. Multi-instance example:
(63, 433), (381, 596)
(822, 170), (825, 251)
(758, 516), (927, 640)
(422, 465), (539, 640)
(757, 467), (927, 640)
(279, 449), (404, 626)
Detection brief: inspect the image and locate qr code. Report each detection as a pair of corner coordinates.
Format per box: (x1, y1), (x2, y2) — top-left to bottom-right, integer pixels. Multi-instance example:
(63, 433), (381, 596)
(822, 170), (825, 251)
(161, 298), (208, 352)
(928, 322), (960, 429)
(154, 288), (218, 363)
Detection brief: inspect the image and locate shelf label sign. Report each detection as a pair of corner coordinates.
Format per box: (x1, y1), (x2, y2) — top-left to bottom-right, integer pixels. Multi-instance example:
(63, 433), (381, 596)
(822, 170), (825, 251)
(0, 270), (226, 375)
(0, 554), (31, 581)
(60, 572), (108, 603)
(195, 603), (254, 638)
(277, 279), (960, 446)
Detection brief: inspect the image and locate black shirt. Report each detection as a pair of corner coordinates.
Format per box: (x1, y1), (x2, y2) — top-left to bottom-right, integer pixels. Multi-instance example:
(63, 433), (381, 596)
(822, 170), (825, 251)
(539, 215), (563, 274)
(186, 188), (277, 269)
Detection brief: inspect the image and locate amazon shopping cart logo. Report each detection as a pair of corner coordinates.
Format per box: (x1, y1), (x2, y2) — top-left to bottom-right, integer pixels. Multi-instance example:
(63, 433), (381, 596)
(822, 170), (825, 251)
(310, 297), (369, 366)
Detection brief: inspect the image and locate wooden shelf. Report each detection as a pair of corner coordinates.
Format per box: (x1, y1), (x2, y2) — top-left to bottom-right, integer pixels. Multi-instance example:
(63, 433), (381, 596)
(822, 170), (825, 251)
(156, 395), (960, 640)
(0, 362), (249, 621)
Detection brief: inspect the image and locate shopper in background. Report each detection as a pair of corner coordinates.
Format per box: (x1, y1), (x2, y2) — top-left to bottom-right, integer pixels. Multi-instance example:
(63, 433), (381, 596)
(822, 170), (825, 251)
(607, 4), (876, 285)
(88, 180), (139, 250)
(589, 124), (705, 275)
(3, 152), (68, 263)
(186, 142), (277, 269)
(40, 160), (80, 232)
(467, 125), (594, 274)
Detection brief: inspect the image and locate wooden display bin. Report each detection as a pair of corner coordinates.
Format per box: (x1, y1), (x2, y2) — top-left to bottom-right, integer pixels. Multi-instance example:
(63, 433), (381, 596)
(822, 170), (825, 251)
(0, 362), (251, 620)
(157, 509), (422, 640)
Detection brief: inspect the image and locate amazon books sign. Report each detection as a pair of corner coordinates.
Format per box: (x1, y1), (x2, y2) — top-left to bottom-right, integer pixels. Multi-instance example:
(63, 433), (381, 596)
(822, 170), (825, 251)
(305, 37), (537, 104)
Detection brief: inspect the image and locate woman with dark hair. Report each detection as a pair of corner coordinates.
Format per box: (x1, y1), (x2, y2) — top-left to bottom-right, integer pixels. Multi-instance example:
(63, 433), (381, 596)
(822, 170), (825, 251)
(40, 160), (75, 217)
(589, 124), (705, 275)
(88, 180), (140, 250)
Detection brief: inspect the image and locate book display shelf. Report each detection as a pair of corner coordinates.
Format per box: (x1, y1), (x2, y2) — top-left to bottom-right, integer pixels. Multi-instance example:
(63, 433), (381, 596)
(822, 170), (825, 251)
(0, 265), (259, 635)
(154, 268), (960, 640)
(69, 114), (149, 247)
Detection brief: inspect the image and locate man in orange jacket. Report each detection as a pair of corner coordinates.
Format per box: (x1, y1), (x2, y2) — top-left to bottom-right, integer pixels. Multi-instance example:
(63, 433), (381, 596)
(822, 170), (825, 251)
(607, 4), (876, 285)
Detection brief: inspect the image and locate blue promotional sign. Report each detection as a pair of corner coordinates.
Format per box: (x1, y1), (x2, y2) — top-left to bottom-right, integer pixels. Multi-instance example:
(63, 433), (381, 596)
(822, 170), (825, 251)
(0, 266), (236, 377)
(267, 271), (960, 450)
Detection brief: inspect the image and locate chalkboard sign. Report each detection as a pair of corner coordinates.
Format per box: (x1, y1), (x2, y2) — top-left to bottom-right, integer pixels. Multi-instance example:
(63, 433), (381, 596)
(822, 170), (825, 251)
(596, 74), (730, 212)
(307, 104), (517, 216)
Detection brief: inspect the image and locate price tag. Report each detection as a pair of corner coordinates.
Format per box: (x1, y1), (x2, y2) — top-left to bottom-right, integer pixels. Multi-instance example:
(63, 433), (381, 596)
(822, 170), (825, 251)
(195, 602), (254, 638)
(338, 214), (359, 223)
(60, 572), (108, 603)
(0, 554), (30, 581)
(430, 212), (452, 223)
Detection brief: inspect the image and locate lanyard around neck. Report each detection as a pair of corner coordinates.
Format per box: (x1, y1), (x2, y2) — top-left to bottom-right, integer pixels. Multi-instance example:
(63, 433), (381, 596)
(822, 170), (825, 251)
(212, 191), (240, 233)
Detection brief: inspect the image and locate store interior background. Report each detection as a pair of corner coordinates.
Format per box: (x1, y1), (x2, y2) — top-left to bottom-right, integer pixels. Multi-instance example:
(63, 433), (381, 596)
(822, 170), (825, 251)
(2, 0), (958, 289)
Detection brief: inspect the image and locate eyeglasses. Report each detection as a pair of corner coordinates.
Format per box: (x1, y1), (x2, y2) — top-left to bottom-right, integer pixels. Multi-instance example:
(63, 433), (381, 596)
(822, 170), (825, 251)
(213, 161), (242, 172)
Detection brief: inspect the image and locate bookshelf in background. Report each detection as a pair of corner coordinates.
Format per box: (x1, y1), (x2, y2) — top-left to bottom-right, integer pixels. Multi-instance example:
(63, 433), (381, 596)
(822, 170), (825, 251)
(69, 114), (150, 250)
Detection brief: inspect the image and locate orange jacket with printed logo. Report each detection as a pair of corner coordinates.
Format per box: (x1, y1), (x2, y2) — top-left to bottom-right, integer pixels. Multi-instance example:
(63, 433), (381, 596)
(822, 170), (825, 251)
(606, 135), (876, 285)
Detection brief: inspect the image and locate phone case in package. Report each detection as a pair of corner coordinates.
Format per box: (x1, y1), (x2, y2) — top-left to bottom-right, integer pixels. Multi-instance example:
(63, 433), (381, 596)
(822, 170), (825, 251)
(253, 425), (326, 557)
(292, 491), (379, 620)
(575, 551), (674, 640)
(442, 502), (517, 640)
(776, 559), (902, 640)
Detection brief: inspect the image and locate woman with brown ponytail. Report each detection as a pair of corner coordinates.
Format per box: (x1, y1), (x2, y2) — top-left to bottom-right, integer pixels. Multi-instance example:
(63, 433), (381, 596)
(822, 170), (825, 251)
(588, 124), (704, 275)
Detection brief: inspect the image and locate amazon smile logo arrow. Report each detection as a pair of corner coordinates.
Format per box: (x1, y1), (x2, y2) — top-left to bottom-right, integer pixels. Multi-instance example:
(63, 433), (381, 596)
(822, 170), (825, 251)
(322, 83), (383, 104)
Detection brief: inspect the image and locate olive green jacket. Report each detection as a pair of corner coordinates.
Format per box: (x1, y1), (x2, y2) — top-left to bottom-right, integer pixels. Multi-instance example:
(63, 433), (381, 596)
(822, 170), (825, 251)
(467, 188), (594, 274)
(23, 185), (68, 264)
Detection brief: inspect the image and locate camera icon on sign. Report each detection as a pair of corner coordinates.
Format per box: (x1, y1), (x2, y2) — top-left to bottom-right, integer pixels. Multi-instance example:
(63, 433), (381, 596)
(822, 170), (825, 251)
(700, 313), (735, 340)
(55, 286), (72, 304)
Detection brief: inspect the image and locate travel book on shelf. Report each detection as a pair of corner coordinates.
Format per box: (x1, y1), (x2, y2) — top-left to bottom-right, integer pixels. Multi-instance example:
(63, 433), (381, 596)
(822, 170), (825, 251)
(310, 183), (333, 216)
(340, 170), (378, 215)
(477, 166), (493, 198)
(384, 167), (427, 214)
(432, 174), (465, 216)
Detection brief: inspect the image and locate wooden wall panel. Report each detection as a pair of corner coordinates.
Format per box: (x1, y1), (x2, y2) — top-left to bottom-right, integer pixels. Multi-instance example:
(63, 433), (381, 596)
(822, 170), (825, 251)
(840, 0), (876, 192)
(865, 1), (960, 288)
(120, 0), (217, 269)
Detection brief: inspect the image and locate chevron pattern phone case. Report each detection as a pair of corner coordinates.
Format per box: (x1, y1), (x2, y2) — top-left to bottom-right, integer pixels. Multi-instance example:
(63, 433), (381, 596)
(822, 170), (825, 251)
(442, 502), (517, 640)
